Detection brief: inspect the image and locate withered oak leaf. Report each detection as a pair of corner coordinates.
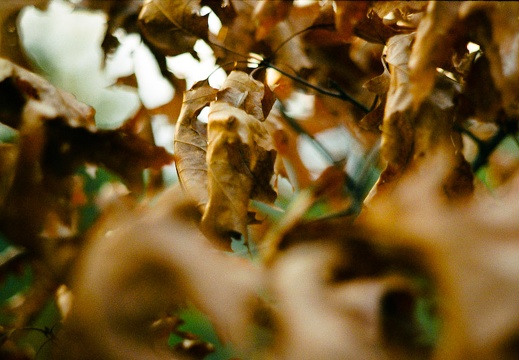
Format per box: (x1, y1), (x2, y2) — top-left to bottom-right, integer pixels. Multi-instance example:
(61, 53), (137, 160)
(138, 0), (209, 58)
(204, 71), (277, 240)
(176, 71), (277, 242)
(0, 59), (172, 253)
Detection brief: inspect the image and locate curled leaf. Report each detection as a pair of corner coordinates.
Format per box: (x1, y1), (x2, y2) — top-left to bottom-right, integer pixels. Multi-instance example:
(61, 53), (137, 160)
(408, 1), (463, 111)
(204, 71), (277, 239)
(174, 81), (218, 211)
(371, 34), (472, 200)
(175, 71), (277, 242)
(460, 2), (519, 119)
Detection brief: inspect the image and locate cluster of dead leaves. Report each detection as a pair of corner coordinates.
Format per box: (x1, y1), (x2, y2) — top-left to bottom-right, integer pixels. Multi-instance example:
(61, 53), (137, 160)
(0, 56), (173, 358)
(2, 1), (519, 360)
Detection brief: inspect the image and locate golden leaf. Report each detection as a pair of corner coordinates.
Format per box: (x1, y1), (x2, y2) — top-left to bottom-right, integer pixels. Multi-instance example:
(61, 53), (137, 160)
(204, 71), (276, 239)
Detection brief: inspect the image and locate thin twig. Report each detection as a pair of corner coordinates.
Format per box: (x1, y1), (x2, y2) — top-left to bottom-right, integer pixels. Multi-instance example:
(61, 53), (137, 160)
(268, 63), (370, 113)
(471, 126), (507, 172)
(455, 125), (484, 146)
(271, 24), (335, 55)
(456, 124), (508, 172)
(328, 81), (371, 113)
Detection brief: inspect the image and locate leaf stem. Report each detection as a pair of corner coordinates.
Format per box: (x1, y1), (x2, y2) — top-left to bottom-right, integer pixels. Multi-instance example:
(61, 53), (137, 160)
(271, 24), (335, 55)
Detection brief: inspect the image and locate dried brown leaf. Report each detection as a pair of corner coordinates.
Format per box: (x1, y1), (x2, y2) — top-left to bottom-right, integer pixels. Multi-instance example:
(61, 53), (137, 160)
(0, 59), (172, 260)
(209, 0), (256, 66)
(268, 239), (416, 360)
(252, 0), (293, 41)
(175, 72), (277, 242)
(55, 185), (261, 359)
(0, 58), (95, 252)
(460, 2), (519, 119)
(362, 152), (519, 359)
(138, 0), (209, 57)
(408, 1), (464, 110)
(377, 34), (415, 186)
(359, 65), (390, 132)
(174, 81), (218, 211)
(204, 71), (276, 239)
(372, 34), (473, 199)
(0, 58), (95, 129)
(363, 65), (390, 96)
(44, 120), (174, 192)
(354, 9), (402, 45)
